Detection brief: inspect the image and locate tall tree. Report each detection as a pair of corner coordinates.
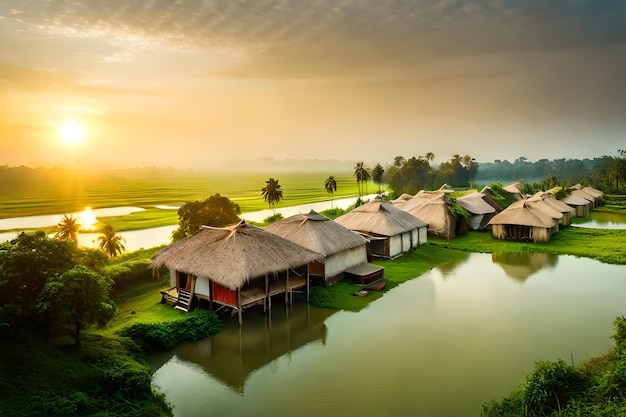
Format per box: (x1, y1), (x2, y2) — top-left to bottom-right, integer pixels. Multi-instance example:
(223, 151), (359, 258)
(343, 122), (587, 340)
(371, 164), (385, 195)
(97, 224), (126, 258)
(0, 231), (75, 327)
(261, 177), (283, 216)
(324, 176), (337, 208)
(353, 161), (371, 196)
(38, 265), (114, 345)
(54, 214), (80, 246)
(173, 193), (241, 240)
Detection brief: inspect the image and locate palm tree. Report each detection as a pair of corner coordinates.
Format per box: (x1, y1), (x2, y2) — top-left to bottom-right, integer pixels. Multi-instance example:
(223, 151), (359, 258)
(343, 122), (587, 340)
(261, 177), (283, 216)
(353, 161), (371, 196)
(324, 176), (337, 208)
(55, 214), (80, 246)
(97, 224), (126, 257)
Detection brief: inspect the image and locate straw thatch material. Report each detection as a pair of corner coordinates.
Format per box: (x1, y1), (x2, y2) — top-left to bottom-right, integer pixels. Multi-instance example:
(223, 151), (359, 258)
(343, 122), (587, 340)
(489, 203), (556, 228)
(457, 192), (498, 215)
(335, 200), (427, 237)
(530, 192), (575, 225)
(265, 210), (368, 257)
(457, 191), (503, 231)
(395, 192), (459, 239)
(392, 193), (414, 203)
(150, 220), (323, 290)
(503, 180), (524, 198)
(582, 186), (604, 199)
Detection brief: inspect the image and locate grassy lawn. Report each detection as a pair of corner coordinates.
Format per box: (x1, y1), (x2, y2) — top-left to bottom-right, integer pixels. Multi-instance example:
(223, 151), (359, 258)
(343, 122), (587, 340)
(429, 227), (626, 265)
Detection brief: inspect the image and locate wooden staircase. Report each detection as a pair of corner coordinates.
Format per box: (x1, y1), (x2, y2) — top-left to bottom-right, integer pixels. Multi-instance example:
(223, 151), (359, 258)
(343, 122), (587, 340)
(175, 289), (192, 312)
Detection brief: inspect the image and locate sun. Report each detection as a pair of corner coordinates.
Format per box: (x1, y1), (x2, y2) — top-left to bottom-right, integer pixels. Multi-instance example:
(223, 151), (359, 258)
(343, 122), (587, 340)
(59, 121), (86, 145)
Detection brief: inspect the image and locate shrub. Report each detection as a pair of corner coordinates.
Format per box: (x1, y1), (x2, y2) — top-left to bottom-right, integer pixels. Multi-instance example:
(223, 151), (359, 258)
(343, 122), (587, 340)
(120, 309), (222, 353)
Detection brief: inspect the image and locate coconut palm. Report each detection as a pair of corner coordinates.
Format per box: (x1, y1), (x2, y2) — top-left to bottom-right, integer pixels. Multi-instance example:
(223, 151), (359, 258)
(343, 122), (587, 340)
(353, 161), (371, 196)
(261, 177), (283, 216)
(97, 224), (126, 257)
(324, 176), (337, 208)
(55, 214), (80, 246)
(371, 164), (384, 196)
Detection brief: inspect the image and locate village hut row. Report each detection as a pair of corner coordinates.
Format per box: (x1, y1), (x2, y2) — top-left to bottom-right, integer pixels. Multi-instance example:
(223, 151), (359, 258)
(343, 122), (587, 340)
(150, 205), (430, 323)
(488, 183), (603, 243)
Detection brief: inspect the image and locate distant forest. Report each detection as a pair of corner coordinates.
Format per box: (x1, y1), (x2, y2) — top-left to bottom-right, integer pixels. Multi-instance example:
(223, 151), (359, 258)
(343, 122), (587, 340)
(383, 153), (626, 196)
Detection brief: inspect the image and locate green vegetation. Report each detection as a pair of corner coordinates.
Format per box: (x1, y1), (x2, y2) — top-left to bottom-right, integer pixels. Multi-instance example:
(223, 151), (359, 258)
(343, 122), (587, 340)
(481, 317), (626, 417)
(428, 228), (626, 265)
(310, 246), (469, 311)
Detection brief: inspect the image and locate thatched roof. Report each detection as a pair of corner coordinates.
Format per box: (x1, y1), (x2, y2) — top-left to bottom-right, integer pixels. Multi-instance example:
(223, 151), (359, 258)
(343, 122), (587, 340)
(488, 202), (556, 228)
(503, 180), (524, 195)
(392, 193), (413, 203)
(335, 200), (427, 237)
(395, 192), (458, 239)
(561, 193), (592, 206)
(150, 220), (323, 290)
(265, 210), (368, 257)
(457, 191), (498, 215)
(582, 186), (603, 199)
(531, 192), (575, 215)
(510, 198), (563, 221)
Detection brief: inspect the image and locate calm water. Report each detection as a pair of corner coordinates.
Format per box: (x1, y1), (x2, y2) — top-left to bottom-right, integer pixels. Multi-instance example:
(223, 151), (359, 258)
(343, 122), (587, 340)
(150, 253), (626, 417)
(572, 211), (626, 229)
(0, 196), (375, 250)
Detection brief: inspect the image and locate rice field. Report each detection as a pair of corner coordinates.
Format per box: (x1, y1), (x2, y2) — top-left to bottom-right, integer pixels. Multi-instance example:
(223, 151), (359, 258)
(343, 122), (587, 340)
(0, 170), (370, 232)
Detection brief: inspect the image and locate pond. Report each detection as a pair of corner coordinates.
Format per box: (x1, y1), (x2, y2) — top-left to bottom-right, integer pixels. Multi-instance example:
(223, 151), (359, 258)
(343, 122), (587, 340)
(149, 253), (626, 417)
(572, 211), (626, 229)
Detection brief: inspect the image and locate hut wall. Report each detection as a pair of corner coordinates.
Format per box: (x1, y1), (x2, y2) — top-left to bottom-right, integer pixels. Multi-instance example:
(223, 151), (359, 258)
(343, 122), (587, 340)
(531, 226), (551, 243)
(309, 260), (325, 278)
(325, 246), (368, 279)
(418, 227), (428, 245)
(369, 238), (389, 258)
(468, 215), (484, 231)
(211, 281), (237, 307)
(389, 234), (403, 258)
(195, 276), (211, 298)
(401, 231), (413, 252)
(169, 268), (176, 288)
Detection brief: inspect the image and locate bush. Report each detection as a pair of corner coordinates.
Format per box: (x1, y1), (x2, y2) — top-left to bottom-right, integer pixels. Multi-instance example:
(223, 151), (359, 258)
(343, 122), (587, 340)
(120, 309), (222, 353)
(522, 359), (589, 415)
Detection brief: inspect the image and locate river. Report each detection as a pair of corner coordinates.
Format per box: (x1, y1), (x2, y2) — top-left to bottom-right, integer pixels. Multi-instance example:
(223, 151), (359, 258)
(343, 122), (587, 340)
(0, 195), (377, 250)
(149, 252), (626, 417)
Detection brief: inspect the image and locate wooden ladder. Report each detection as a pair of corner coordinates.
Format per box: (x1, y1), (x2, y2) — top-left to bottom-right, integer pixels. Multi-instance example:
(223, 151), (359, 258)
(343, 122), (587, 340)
(175, 289), (192, 312)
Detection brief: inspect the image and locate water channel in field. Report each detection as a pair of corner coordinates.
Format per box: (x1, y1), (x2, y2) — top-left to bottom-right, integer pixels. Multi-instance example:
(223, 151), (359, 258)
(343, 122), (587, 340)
(149, 252), (626, 417)
(0, 195), (376, 251)
(571, 211), (626, 229)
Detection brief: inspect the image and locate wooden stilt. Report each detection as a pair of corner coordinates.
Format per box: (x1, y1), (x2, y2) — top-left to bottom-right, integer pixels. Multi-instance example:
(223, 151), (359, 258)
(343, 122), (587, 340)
(285, 269), (289, 305)
(237, 288), (242, 325)
(306, 265), (310, 303)
(264, 274), (268, 313)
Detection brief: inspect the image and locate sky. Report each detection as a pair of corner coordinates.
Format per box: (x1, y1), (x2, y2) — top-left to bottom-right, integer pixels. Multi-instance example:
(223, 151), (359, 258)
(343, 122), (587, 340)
(1, 0), (625, 170)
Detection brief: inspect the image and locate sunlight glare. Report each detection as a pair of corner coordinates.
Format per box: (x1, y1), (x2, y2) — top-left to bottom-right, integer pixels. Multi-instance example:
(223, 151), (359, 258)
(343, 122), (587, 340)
(60, 121), (86, 145)
(78, 207), (97, 231)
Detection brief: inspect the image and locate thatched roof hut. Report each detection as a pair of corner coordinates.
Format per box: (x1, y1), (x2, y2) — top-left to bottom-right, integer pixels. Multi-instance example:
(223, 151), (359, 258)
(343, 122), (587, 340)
(503, 180), (524, 198)
(265, 210), (369, 285)
(456, 191), (503, 231)
(488, 201), (558, 242)
(150, 220), (323, 323)
(335, 200), (427, 259)
(395, 191), (467, 240)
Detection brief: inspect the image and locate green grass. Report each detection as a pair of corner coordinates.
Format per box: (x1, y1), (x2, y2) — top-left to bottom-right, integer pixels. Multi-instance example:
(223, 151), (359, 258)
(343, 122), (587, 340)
(310, 245), (470, 311)
(428, 227), (626, 265)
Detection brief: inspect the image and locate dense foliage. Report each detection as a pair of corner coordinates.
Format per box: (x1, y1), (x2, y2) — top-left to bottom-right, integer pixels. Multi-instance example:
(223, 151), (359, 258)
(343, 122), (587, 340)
(120, 309), (222, 353)
(172, 193), (241, 240)
(481, 317), (626, 417)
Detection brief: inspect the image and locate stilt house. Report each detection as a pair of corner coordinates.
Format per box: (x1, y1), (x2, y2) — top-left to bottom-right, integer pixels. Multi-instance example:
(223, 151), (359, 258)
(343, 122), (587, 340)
(150, 220), (322, 324)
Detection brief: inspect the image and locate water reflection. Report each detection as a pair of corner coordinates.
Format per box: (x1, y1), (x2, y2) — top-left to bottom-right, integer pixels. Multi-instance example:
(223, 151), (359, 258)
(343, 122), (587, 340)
(155, 302), (336, 394)
(152, 254), (626, 417)
(492, 252), (559, 282)
(572, 211), (626, 229)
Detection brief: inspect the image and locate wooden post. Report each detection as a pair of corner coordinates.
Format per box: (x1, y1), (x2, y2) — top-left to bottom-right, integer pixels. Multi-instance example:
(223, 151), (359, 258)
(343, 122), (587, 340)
(237, 288), (242, 325)
(285, 269), (289, 305)
(306, 265), (310, 303)
(264, 274), (269, 313)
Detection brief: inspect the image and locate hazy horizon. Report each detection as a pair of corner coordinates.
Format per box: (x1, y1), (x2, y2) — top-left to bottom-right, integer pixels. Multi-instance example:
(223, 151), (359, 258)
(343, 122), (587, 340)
(1, 1), (625, 169)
